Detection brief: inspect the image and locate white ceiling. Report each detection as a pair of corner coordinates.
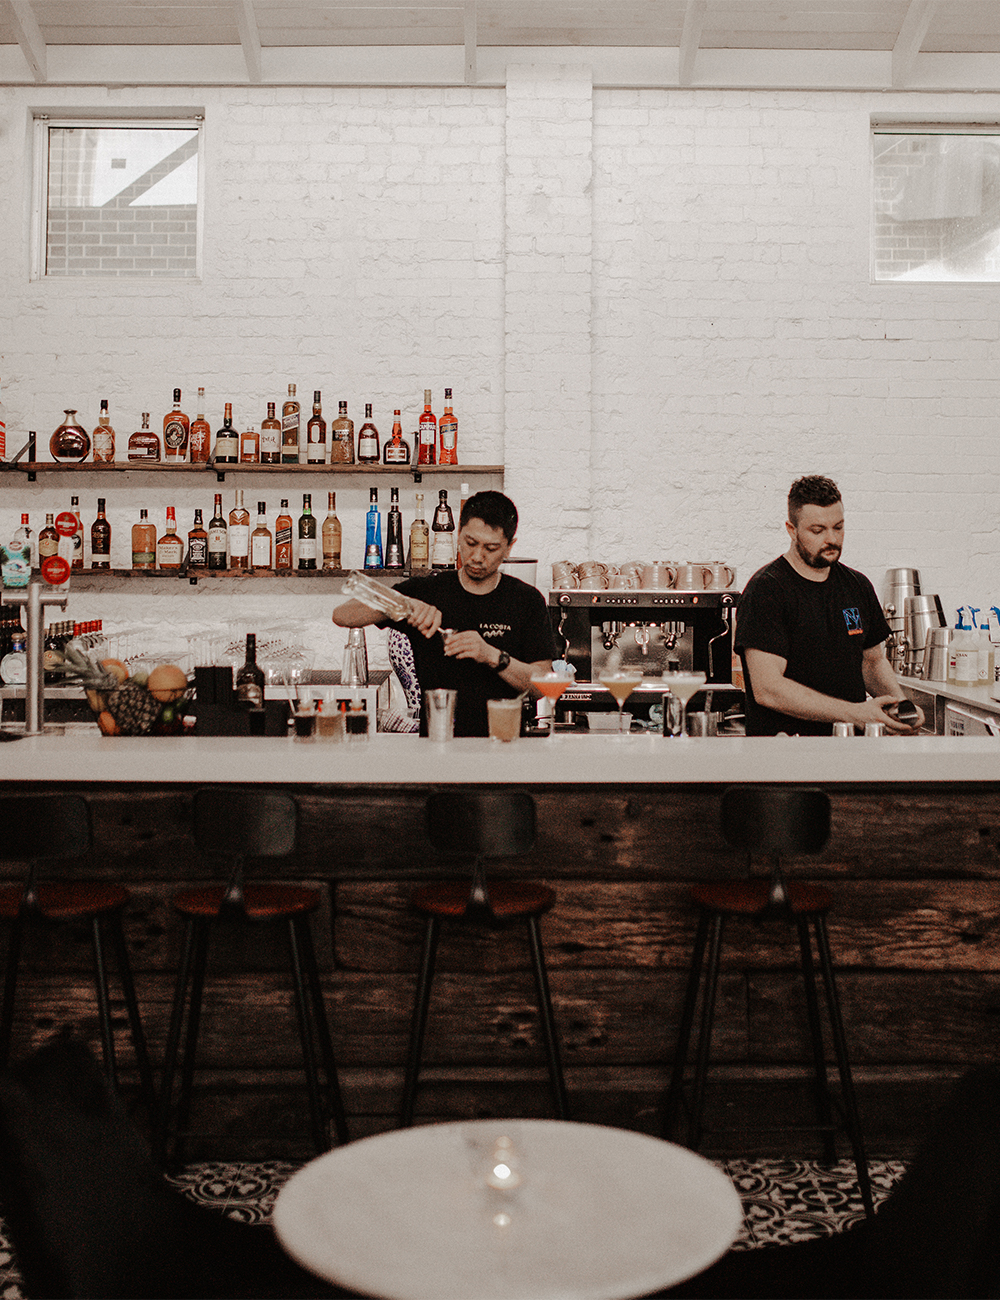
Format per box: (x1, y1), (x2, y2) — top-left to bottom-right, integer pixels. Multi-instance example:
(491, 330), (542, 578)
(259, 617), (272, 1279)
(3, 0), (1000, 88)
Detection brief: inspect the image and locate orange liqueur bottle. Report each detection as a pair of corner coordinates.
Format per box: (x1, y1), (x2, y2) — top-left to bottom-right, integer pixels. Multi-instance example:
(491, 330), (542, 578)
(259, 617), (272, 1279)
(383, 409), (410, 464)
(438, 388), (458, 464)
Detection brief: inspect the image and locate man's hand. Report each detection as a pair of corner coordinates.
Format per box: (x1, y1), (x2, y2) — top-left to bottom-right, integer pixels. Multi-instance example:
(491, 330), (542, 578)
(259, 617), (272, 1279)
(442, 629), (492, 663)
(855, 694), (924, 735)
(404, 599), (443, 639)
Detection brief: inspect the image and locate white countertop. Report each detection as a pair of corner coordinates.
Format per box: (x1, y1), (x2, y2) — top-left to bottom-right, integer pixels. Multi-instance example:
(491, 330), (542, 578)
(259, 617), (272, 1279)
(3, 730), (1000, 784)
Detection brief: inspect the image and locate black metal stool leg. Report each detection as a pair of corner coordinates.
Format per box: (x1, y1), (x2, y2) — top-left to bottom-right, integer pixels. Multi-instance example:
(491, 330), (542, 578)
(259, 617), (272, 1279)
(663, 909), (711, 1140)
(400, 916), (441, 1127)
(0, 917), (25, 1070)
(689, 911), (725, 1150)
(89, 916), (118, 1087)
(796, 915), (837, 1163)
(287, 917), (328, 1154)
(174, 919), (212, 1167)
(526, 915), (570, 1120)
(813, 915), (875, 1219)
(297, 917), (350, 1146)
(107, 911), (157, 1113)
(156, 916), (197, 1165)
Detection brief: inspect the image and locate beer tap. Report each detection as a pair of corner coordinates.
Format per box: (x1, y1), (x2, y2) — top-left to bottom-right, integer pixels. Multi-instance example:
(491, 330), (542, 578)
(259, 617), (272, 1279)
(5, 579), (69, 735)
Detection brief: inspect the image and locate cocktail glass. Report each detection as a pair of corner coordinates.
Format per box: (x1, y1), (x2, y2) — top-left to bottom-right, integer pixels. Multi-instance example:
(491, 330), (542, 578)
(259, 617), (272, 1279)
(598, 670), (645, 736)
(663, 670), (707, 738)
(530, 673), (572, 740)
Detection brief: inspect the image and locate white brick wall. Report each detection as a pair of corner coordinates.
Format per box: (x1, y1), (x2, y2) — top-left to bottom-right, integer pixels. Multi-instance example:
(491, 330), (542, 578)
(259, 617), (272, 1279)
(3, 77), (1000, 654)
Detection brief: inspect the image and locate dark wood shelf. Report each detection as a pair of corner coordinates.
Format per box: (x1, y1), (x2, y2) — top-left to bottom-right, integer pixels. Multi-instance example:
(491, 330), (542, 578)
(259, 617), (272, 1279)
(0, 460), (502, 483)
(67, 566), (412, 590)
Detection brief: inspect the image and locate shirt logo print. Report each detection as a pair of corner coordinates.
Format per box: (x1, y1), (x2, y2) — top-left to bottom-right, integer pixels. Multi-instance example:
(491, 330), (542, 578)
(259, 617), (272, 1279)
(843, 607), (864, 636)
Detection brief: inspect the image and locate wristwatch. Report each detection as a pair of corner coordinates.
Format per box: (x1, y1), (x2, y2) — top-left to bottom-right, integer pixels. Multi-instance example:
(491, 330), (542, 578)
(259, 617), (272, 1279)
(495, 650), (511, 674)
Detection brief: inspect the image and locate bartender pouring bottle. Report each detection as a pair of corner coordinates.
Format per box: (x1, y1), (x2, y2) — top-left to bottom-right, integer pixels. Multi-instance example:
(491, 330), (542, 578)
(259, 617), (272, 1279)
(737, 475), (923, 736)
(332, 490), (554, 736)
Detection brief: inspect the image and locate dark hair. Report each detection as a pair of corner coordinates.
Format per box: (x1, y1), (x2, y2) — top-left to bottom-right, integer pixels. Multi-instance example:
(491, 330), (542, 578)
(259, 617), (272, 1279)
(459, 491), (518, 543)
(787, 475), (841, 525)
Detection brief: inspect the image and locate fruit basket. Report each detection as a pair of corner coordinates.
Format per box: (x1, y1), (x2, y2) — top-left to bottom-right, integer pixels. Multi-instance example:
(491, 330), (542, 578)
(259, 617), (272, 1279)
(56, 645), (192, 736)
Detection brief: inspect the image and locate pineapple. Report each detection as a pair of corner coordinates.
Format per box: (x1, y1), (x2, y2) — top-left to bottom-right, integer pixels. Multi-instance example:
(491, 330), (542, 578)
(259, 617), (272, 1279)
(55, 645), (162, 736)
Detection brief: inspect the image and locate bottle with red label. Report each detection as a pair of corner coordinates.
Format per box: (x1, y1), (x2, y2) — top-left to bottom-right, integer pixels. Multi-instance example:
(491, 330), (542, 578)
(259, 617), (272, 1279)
(418, 390), (437, 465)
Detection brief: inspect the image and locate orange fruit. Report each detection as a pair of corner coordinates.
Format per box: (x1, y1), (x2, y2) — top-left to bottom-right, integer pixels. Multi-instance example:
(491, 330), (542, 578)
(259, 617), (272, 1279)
(100, 658), (129, 684)
(148, 663), (188, 703)
(97, 710), (120, 735)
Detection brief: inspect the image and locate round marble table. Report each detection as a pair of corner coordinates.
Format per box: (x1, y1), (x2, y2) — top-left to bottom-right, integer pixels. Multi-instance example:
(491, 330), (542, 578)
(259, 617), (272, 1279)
(272, 1118), (743, 1300)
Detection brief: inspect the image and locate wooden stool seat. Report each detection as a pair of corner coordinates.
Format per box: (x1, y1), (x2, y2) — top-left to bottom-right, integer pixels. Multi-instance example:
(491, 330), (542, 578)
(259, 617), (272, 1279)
(171, 883), (321, 921)
(411, 880), (556, 920)
(690, 879), (833, 916)
(0, 881), (131, 922)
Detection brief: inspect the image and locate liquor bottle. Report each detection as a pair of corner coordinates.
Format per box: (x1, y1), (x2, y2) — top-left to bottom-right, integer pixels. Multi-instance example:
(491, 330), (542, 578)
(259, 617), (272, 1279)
(382, 409), (410, 464)
(38, 512), (59, 565)
(329, 400), (355, 464)
(297, 494), (317, 570)
(187, 508), (208, 568)
(1, 514), (32, 589)
(385, 486), (404, 571)
(207, 493), (227, 570)
(91, 499), (111, 570)
(260, 402), (281, 464)
(0, 627), (27, 684)
(214, 402), (238, 464)
(131, 509), (156, 570)
(163, 388), (190, 461)
(189, 388), (211, 463)
(275, 499), (293, 570)
(43, 622), (64, 684)
(357, 404), (379, 463)
(364, 488), (383, 569)
(229, 490), (250, 570)
(70, 495), (84, 569)
(282, 383), (300, 463)
(92, 398), (115, 463)
(306, 391), (326, 464)
(409, 492), (430, 572)
(128, 412), (160, 462)
(235, 633), (265, 709)
(251, 502), (273, 570)
(240, 427), (260, 463)
(431, 489), (456, 569)
(439, 387), (458, 464)
(157, 506), (184, 569)
(418, 389), (437, 466)
(322, 492), (342, 571)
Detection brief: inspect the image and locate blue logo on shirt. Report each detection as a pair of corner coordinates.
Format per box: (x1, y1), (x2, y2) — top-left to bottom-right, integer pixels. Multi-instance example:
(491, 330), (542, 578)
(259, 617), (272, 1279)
(843, 607), (863, 635)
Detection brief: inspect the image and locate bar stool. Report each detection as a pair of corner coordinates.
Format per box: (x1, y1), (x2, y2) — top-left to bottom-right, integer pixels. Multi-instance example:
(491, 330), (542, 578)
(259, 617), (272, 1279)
(0, 794), (155, 1110)
(399, 790), (570, 1127)
(662, 785), (874, 1217)
(156, 788), (349, 1166)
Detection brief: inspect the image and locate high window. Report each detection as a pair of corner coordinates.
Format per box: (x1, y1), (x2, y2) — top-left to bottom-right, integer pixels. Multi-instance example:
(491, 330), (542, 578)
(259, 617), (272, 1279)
(32, 117), (202, 279)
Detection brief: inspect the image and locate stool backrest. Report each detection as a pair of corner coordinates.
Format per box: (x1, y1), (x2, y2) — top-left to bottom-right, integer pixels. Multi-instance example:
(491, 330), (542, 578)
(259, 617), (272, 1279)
(193, 789), (297, 913)
(426, 792), (536, 920)
(0, 795), (91, 912)
(720, 786), (830, 858)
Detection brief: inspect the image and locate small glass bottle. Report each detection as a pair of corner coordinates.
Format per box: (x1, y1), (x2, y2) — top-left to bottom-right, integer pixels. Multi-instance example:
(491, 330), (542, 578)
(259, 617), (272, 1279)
(322, 492), (342, 571)
(92, 399), (115, 463)
(275, 499), (293, 570)
(187, 508), (208, 568)
(228, 490), (250, 570)
(38, 513), (59, 564)
(385, 487), (404, 571)
(418, 390), (436, 466)
(260, 402), (281, 464)
(251, 501), (273, 570)
(240, 427), (260, 463)
(236, 633), (265, 709)
(364, 488), (383, 569)
(207, 493), (227, 570)
(69, 495), (84, 570)
(157, 506), (184, 569)
(438, 387), (458, 464)
(282, 384), (300, 463)
(131, 509), (156, 571)
(128, 412), (160, 462)
(163, 388), (190, 461)
(306, 392), (326, 465)
(382, 409), (410, 464)
(91, 500), (111, 570)
(431, 489), (456, 569)
(329, 400), (355, 464)
(298, 494), (317, 570)
(357, 404), (380, 463)
(214, 403), (238, 464)
(50, 410), (91, 462)
(189, 388), (211, 463)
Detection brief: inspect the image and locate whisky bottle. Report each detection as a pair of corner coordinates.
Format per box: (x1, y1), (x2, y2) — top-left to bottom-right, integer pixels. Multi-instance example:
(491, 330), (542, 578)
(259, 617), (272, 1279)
(131, 509), (156, 570)
(187, 508), (208, 568)
(418, 390), (437, 466)
(306, 392), (326, 464)
(357, 404), (379, 463)
(409, 492), (430, 573)
(275, 499), (293, 570)
(214, 403), (238, 464)
(229, 489), (250, 570)
(382, 409), (410, 464)
(385, 486), (404, 571)
(297, 494), (317, 570)
(281, 383), (300, 463)
(157, 507), (184, 569)
(431, 489), (456, 569)
(240, 427), (260, 463)
(364, 488), (383, 569)
(439, 388), (458, 464)
(250, 502), (272, 570)
(207, 493), (227, 570)
(70, 495), (84, 570)
(92, 399), (115, 463)
(91, 499), (111, 569)
(260, 402), (281, 463)
(128, 412), (160, 462)
(329, 400), (355, 464)
(38, 513), (59, 565)
(163, 388), (190, 461)
(236, 633), (265, 709)
(189, 388), (211, 463)
(322, 492), (342, 571)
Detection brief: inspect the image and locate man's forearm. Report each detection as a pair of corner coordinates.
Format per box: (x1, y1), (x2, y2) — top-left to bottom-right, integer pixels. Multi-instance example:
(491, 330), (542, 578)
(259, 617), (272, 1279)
(754, 675), (868, 725)
(862, 651), (905, 702)
(331, 599), (383, 628)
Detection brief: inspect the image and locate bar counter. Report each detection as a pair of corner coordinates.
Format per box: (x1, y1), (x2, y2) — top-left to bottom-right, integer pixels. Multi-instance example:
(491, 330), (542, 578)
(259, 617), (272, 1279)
(5, 729), (1000, 1160)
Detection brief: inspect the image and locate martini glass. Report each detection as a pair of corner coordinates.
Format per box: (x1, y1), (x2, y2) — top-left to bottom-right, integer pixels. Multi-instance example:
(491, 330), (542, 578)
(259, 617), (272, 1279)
(663, 669), (707, 738)
(530, 672), (573, 740)
(598, 669), (645, 736)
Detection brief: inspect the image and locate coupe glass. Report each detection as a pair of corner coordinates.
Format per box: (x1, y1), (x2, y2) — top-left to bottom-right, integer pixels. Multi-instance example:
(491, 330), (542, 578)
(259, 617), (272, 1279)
(598, 669), (644, 736)
(530, 672), (572, 740)
(663, 670), (707, 739)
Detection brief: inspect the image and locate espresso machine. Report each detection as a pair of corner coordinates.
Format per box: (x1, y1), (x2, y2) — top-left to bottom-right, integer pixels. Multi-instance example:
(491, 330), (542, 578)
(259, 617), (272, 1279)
(547, 589), (739, 725)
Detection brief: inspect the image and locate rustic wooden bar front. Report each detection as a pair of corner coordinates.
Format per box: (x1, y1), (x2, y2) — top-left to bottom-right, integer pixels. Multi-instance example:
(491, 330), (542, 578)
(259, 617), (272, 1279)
(5, 733), (1000, 1158)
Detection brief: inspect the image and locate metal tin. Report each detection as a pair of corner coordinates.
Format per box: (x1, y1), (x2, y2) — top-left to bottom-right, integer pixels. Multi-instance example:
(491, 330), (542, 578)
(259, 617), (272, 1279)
(864, 722), (885, 737)
(832, 721), (853, 737)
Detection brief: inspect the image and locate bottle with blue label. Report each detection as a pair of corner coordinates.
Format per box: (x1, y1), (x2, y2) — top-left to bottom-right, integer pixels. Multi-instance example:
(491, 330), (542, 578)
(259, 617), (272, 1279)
(364, 487), (383, 569)
(1, 513), (32, 589)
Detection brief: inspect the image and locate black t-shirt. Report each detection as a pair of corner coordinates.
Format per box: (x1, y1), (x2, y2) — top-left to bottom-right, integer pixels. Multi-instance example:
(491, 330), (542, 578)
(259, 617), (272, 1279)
(390, 570), (556, 737)
(735, 556), (891, 736)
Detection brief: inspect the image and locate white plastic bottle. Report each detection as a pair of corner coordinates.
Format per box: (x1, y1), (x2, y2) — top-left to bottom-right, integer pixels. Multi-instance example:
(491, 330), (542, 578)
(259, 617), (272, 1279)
(950, 611), (977, 686)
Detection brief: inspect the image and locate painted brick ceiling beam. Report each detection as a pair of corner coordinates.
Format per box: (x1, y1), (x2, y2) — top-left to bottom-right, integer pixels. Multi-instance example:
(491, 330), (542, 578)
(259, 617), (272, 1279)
(235, 0), (262, 84)
(893, 0), (937, 88)
(8, 0), (45, 82)
(679, 0), (706, 87)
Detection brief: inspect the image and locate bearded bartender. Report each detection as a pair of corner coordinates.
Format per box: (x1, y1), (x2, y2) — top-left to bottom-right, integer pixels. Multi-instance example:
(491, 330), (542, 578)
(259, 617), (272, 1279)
(332, 491), (555, 737)
(736, 476), (924, 736)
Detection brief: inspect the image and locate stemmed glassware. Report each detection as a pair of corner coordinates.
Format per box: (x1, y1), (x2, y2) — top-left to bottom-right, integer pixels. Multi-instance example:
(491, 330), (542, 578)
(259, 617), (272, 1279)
(529, 671), (574, 740)
(663, 669), (707, 739)
(598, 668), (644, 737)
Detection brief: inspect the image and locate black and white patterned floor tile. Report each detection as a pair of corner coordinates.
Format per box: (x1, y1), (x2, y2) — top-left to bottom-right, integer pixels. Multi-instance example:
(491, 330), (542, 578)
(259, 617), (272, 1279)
(0, 1158), (907, 1298)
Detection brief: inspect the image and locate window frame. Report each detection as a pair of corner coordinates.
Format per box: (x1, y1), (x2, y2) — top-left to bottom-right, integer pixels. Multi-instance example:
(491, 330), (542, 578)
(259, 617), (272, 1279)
(30, 113), (205, 282)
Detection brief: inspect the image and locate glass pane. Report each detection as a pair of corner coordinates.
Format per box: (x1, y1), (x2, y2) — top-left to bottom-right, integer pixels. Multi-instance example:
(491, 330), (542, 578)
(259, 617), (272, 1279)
(46, 126), (199, 278)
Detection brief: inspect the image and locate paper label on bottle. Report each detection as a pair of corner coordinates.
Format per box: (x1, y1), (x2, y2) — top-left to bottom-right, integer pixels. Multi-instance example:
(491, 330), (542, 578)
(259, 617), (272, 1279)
(298, 537), (316, 560)
(251, 535), (272, 567)
(439, 417), (457, 450)
(260, 426), (280, 454)
(276, 525), (292, 546)
(358, 435), (378, 459)
(188, 537), (208, 566)
(229, 524), (250, 558)
(164, 418), (187, 450)
(93, 430), (114, 459)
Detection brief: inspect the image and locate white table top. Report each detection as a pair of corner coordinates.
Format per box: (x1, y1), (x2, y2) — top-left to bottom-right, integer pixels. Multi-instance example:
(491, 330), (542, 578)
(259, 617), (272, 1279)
(272, 1119), (743, 1300)
(3, 728), (1000, 784)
